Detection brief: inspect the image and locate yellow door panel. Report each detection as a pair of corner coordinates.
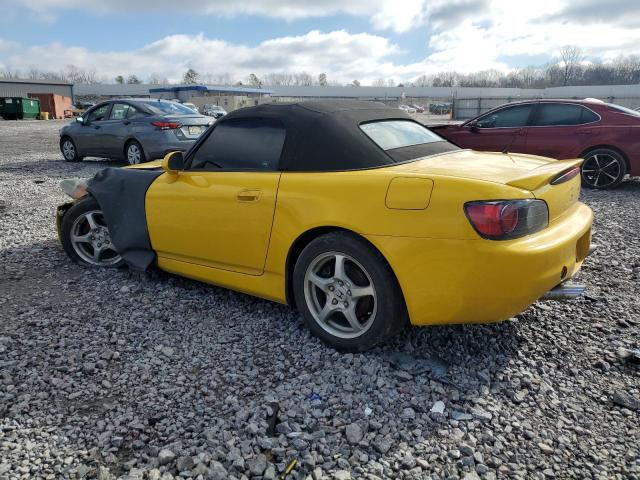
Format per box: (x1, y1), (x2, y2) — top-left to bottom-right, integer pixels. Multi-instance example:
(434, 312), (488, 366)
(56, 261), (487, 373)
(146, 171), (281, 275)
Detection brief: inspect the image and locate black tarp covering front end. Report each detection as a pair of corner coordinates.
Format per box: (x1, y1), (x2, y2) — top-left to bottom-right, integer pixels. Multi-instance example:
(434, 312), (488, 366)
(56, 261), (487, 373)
(87, 167), (162, 271)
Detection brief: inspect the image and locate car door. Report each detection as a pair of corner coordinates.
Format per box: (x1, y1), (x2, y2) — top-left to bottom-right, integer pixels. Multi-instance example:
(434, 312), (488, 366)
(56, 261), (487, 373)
(82, 103), (113, 155)
(99, 102), (134, 157)
(145, 117), (284, 275)
(74, 103), (111, 153)
(454, 103), (535, 153)
(525, 103), (601, 159)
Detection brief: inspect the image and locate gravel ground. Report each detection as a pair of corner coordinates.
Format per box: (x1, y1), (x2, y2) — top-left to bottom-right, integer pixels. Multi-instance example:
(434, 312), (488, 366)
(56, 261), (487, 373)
(0, 119), (638, 480)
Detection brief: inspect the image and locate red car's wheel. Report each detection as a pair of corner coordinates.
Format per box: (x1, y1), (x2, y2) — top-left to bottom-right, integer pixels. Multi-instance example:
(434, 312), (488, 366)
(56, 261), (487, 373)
(581, 148), (627, 189)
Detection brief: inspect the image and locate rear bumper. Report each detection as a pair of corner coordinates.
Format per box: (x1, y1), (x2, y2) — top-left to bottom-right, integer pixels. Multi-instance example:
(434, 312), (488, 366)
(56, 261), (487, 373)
(367, 202), (593, 326)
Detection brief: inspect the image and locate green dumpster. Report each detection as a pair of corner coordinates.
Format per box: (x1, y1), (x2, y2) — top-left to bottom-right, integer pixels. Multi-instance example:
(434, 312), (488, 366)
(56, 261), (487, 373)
(0, 97), (40, 120)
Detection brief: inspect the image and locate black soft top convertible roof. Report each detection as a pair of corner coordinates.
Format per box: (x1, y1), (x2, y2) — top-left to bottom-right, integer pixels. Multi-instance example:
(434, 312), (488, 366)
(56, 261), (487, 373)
(212, 100), (458, 171)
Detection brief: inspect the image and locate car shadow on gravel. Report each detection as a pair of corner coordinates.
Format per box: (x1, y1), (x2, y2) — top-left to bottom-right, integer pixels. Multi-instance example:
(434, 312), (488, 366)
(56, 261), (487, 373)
(0, 157), (123, 178)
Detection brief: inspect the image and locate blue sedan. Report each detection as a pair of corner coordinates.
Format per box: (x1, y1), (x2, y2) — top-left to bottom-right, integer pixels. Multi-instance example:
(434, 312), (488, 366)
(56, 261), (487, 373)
(59, 98), (213, 164)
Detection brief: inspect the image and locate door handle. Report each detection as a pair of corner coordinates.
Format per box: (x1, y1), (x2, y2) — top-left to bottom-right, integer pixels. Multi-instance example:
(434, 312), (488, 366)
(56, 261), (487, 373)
(577, 129), (592, 135)
(93, 125), (100, 130)
(237, 189), (261, 202)
(123, 120), (131, 125)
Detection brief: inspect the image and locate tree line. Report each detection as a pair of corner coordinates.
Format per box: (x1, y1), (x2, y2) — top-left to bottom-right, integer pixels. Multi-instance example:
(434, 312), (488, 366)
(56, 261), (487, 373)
(2, 47), (639, 88)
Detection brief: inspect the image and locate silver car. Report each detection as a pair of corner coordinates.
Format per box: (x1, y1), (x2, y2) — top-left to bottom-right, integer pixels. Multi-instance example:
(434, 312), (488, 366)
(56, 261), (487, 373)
(59, 98), (212, 164)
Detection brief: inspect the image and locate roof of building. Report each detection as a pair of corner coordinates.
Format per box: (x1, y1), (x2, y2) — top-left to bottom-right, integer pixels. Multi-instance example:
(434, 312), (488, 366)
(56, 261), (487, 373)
(149, 84), (272, 95)
(0, 78), (73, 86)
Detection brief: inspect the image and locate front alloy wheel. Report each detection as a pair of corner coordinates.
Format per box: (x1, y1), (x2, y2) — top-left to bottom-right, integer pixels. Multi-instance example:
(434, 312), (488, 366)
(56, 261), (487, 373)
(581, 149), (626, 189)
(60, 198), (124, 268)
(61, 138), (80, 162)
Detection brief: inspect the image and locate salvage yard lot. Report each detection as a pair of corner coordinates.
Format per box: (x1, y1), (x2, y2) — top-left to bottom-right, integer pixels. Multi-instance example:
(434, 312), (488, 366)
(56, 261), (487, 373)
(0, 120), (638, 479)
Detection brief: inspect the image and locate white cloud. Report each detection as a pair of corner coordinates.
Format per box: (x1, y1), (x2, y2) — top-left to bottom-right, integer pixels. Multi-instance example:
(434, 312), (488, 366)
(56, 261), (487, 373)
(14, 0), (430, 33)
(4, 1), (640, 84)
(0, 31), (406, 84)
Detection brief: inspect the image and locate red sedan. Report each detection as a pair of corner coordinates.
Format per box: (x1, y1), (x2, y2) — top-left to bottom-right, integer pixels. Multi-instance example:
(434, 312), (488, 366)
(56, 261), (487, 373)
(431, 99), (640, 189)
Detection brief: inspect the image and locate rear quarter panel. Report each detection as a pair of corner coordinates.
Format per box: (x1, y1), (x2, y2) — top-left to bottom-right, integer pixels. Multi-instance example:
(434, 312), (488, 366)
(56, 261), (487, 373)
(263, 168), (531, 279)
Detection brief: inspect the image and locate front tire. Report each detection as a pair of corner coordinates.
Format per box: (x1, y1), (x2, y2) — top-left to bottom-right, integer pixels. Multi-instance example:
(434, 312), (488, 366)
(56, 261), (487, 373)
(581, 148), (626, 189)
(292, 232), (407, 351)
(125, 140), (145, 165)
(61, 137), (82, 162)
(60, 197), (125, 268)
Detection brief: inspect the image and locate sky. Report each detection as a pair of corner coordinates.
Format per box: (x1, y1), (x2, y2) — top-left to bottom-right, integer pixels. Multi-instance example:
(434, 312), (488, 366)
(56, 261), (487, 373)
(1, 0), (640, 85)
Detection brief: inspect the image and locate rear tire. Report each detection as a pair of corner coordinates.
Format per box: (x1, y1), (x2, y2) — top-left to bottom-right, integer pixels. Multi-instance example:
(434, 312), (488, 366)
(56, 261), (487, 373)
(125, 140), (145, 165)
(581, 148), (626, 189)
(292, 232), (407, 352)
(60, 197), (125, 268)
(60, 137), (82, 162)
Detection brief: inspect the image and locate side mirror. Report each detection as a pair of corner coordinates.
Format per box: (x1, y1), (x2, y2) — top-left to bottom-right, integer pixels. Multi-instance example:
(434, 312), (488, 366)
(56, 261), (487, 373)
(76, 116), (84, 124)
(162, 151), (184, 174)
(468, 121), (479, 132)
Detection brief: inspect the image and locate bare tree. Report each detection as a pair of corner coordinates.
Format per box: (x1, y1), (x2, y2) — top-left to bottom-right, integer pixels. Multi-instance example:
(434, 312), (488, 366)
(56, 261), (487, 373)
(183, 68), (200, 84)
(318, 73), (327, 86)
(371, 78), (387, 87)
(293, 72), (313, 86)
(559, 45), (583, 86)
(247, 73), (262, 88)
(127, 75), (141, 84)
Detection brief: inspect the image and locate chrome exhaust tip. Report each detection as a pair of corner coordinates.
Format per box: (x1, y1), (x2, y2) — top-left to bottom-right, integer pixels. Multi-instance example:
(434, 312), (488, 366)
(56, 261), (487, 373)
(540, 283), (586, 301)
(588, 243), (598, 255)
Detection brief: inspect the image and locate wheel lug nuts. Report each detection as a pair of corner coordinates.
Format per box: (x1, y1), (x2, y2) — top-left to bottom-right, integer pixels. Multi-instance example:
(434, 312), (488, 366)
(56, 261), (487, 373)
(328, 286), (334, 291)
(347, 290), (351, 296)
(343, 302), (349, 307)
(332, 299), (338, 305)
(338, 281), (343, 286)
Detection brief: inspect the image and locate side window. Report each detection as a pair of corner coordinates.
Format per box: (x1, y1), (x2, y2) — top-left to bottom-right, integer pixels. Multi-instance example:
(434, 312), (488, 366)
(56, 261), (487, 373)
(476, 105), (533, 128)
(87, 104), (110, 122)
(190, 118), (285, 171)
(532, 103), (593, 126)
(580, 107), (599, 123)
(109, 103), (131, 120)
(126, 106), (145, 119)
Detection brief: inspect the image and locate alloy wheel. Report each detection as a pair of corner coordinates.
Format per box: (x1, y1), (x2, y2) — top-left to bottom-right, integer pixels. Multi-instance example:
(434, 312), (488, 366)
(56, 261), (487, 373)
(582, 153), (621, 188)
(62, 140), (75, 161)
(70, 210), (122, 266)
(127, 144), (142, 165)
(304, 251), (377, 339)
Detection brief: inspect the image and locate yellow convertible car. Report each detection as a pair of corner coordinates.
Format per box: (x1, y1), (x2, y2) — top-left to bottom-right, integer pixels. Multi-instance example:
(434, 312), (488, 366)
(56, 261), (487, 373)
(57, 100), (593, 351)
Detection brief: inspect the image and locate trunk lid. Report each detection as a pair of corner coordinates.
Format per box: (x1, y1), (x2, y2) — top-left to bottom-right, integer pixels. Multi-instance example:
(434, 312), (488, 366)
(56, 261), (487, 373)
(391, 150), (583, 220)
(163, 115), (212, 139)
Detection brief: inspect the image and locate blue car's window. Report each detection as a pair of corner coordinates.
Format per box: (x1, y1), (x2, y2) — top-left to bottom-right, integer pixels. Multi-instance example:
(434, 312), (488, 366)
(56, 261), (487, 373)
(190, 118), (285, 171)
(86, 104), (110, 122)
(140, 101), (198, 116)
(360, 120), (443, 150)
(110, 103), (132, 120)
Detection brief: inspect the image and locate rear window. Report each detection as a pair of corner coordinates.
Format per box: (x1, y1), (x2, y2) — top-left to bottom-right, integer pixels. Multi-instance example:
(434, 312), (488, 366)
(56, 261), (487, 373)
(607, 103), (640, 117)
(360, 120), (444, 150)
(140, 101), (197, 116)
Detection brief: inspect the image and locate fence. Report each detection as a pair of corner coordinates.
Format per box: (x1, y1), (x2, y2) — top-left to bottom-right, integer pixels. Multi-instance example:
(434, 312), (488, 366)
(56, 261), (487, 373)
(452, 96), (640, 120)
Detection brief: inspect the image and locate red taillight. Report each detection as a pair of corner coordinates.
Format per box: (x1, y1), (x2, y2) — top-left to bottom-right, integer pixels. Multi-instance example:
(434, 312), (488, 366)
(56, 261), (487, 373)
(550, 166), (580, 185)
(152, 121), (182, 130)
(464, 200), (548, 240)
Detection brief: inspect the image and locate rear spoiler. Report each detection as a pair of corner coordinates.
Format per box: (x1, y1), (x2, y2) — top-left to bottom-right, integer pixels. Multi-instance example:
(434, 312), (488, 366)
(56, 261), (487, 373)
(506, 158), (583, 191)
